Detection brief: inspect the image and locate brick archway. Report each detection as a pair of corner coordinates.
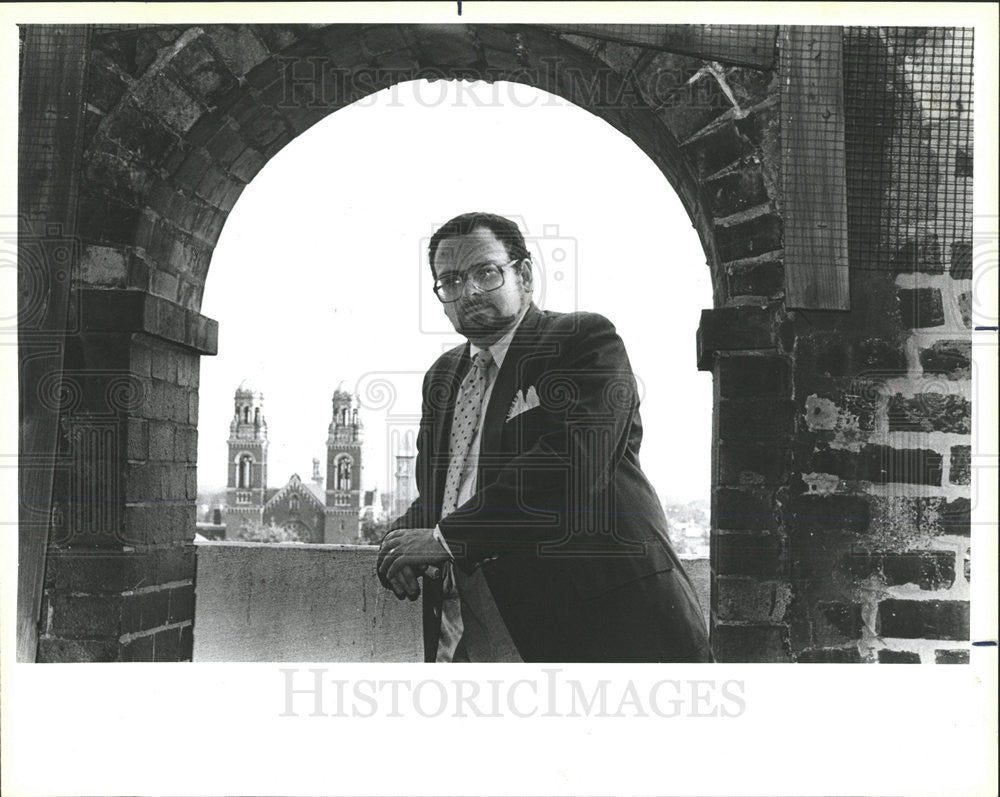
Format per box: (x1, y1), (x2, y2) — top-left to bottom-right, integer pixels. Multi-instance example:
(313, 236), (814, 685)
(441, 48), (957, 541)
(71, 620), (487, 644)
(78, 24), (780, 311)
(25, 23), (972, 663)
(40, 23), (784, 661)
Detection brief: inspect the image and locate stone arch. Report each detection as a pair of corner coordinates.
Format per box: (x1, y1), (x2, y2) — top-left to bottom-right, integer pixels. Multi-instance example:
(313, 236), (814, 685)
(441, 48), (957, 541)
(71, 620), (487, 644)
(40, 23), (793, 662)
(77, 23), (782, 310)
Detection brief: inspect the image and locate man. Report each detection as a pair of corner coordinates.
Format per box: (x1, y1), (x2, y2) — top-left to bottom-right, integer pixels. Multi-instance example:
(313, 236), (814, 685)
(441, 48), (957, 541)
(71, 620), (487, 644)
(377, 212), (710, 663)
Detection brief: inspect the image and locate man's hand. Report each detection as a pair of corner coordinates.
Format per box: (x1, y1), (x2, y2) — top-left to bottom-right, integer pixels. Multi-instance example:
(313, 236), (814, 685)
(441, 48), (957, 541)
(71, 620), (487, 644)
(378, 528), (449, 593)
(385, 564), (421, 601)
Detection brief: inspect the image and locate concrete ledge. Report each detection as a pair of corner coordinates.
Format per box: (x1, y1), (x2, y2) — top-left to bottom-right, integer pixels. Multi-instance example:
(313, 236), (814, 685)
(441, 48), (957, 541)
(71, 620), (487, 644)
(193, 542), (422, 661)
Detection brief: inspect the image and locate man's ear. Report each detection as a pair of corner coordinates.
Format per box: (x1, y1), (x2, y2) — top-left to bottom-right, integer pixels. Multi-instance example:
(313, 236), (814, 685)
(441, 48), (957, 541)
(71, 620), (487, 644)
(517, 258), (533, 290)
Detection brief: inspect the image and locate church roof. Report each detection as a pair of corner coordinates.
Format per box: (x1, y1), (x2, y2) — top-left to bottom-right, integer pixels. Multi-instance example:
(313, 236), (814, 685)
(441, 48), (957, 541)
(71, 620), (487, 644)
(264, 473), (326, 511)
(305, 481), (325, 505)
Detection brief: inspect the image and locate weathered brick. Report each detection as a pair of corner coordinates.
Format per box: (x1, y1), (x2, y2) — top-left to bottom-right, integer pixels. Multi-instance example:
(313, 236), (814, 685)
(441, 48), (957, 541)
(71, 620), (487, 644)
(37, 637), (119, 662)
(180, 624), (194, 660)
(890, 233), (944, 273)
(87, 53), (130, 112)
(156, 544), (197, 583)
(713, 532), (783, 577)
(957, 291), (973, 328)
(934, 648), (969, 664)
(878, 649), (920, 663)
(168, 585), (195, 624)
(105, 98), (179, 163)
(949, 445), (970, 485)
(798, 647), (862, 663)
(133, 73), (204, 134)
(803, 390), (877, 433)
(807, 336), (908, 379)
(920, 339), (971, 379)
(77, 195), (141, 246)
(718, 356), (789, 398)
(715, 577), (789, 622)
(718, 443), (789, 486)
(712, 624), (790, 663)
(786, 494), (870, 534)
(824, 600), (864, 638)
(940, 497), (970, 536)
(121, 634), (155, 662)
(169, 40), (239, 106)
(949, 241), (972, 280)
(49, 594), (122, 638)
(878, 599), (969, 640)
(887, 393), (970, 434)
(683, 122), (749, 176)
(716, 214), (783, 263)
(141, 588), (170, 629)
(898, 287), (944, 327)
(726, 260), (784, 298)
(44, 550), (143, 593)
(811, 445), (943, 486)
(205, 26), (270, 78)
(154, 626), (182, 661)
(883, 551), (956, 590)
(706, 164), (770, 218)
(718, 399), (794, 443)
(714, 487), (774, 531)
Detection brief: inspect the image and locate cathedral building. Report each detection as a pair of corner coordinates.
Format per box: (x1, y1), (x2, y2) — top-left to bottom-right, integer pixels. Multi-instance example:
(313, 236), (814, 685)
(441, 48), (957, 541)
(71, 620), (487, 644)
(222, 381), (364, 544)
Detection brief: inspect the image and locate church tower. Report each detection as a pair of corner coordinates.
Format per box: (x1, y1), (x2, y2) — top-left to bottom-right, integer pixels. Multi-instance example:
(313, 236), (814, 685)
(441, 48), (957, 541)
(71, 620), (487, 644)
(325, 384), (363, 543)
(223, 379), (268, 537)
(393, 430), (417, 521)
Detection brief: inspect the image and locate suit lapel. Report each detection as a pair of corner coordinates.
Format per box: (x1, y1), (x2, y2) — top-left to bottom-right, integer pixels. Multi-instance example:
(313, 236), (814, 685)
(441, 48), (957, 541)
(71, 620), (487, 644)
(481, 303), (546, 457)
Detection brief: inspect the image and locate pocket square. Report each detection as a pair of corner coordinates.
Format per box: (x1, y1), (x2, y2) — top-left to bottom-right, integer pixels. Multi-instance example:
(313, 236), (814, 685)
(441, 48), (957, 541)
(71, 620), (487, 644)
(506, 385), (541, 421)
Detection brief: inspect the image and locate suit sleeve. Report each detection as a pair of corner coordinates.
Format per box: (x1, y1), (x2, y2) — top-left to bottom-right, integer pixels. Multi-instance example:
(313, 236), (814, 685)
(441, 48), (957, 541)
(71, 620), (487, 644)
(437, 314), (639, 570)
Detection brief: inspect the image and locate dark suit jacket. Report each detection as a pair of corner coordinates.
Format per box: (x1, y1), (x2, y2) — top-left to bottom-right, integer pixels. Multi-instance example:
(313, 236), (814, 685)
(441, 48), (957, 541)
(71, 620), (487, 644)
(387, 303), (710, 662)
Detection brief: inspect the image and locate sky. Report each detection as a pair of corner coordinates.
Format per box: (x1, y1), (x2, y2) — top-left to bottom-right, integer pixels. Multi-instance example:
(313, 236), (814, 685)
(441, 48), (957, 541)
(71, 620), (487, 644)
(199, 79), (713, 504)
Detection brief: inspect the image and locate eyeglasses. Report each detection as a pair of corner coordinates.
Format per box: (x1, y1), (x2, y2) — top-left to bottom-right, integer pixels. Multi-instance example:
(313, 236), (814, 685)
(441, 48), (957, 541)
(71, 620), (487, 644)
(432, 258), (523, 303)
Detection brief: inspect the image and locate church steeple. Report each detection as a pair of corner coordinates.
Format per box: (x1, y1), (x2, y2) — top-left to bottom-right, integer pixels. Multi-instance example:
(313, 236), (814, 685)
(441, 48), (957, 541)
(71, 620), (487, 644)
(224, 379), (268, 537)
(325, 383), (363, 542)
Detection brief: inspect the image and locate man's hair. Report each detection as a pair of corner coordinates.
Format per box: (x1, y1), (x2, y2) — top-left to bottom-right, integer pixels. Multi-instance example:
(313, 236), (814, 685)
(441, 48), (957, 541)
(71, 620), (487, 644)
(427, 212), (530, 276)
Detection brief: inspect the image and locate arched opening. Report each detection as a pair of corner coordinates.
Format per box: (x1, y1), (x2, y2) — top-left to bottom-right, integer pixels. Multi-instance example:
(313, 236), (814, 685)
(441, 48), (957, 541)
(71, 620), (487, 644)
(41, 23), (802, 663)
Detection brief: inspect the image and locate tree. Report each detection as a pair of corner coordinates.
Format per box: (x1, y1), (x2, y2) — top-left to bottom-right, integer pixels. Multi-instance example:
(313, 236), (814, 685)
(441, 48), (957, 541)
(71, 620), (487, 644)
(234, 519), (304, 543)
(360, 515), (389, 545)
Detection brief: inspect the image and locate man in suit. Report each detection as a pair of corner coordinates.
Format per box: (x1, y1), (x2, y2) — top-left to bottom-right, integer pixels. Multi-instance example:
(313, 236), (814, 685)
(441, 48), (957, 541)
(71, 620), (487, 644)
(377, 212), (711, 663)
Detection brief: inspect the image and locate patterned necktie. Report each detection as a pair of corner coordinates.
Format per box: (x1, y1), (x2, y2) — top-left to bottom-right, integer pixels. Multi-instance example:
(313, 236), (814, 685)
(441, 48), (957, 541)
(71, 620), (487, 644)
(441, 349), (494, 518)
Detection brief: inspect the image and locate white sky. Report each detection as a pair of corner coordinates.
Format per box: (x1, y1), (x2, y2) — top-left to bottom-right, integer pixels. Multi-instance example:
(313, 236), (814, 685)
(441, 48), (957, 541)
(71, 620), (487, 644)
(199, 79), (713, 504)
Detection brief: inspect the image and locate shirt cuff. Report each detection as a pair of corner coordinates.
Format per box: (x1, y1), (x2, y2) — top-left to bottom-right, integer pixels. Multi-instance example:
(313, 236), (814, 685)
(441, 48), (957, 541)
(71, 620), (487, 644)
(432, 525), (454, 560)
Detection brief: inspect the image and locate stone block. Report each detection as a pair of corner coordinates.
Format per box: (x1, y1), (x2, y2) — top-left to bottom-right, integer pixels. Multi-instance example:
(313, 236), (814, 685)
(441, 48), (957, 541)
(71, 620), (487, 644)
(877, 599), (969, 640)
(919, 339), (971, 379)
(726, 260), (784, 298)
(105, 98), (178, 163)
(715, 577), (790, 622)
(898, 287), (944, 328)
(717, 399), (794, 443)
(714, 487), (775, 531)
(712, 624), (790, 662)
(705, 164), (770, 218)
(79, 245), (129, 288)
(949, 241), (972, 280)
(797, 647), (862, 663)
(934, 648), (969, 664)
(887, 393), (970, 434)
(718, 355), (789, 398)
(786, 493), (871, 534)
(716, 213), (783, 263)
(717, 443), (789, 486)
(949, 445), (971, 485)
(883, 551), (956, 590)
(878, 649), (920, 663)
(713, 532), (783, 577)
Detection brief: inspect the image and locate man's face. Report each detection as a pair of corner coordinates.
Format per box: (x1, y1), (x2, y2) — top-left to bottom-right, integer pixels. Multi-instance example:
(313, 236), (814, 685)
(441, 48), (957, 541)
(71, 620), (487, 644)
(433, 227), (531, 346)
